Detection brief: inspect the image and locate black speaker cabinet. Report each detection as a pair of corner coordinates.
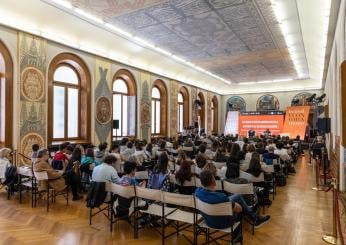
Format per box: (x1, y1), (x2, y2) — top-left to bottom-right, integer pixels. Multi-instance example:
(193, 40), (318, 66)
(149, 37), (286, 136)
(317, 118), (331, 133)
(113, 119), (119, 129)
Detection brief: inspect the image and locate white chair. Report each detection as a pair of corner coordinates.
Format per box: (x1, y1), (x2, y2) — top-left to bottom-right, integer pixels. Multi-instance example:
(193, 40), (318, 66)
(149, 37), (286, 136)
(33, 171), (68, 212)
(239, 171), (264, 183)
(134, 186), (176, 242)
(135, 170), (149, 180)
(223, 181), (254, 195)
(195, 198), (242, 245)
(212, 161), (226, 169)
(162, 192), (200, 243)
(106, 182), (136, 233)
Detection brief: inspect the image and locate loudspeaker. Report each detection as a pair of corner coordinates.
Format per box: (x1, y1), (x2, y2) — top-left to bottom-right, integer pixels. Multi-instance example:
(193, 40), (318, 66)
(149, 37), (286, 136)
(317, 118), (331, 133)
(113, 120), (119, 129)
(194, 122), (199, 128)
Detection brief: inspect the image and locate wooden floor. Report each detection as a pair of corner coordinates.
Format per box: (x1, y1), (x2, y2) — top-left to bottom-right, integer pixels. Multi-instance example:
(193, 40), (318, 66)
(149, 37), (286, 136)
(0, 155), (333, 245)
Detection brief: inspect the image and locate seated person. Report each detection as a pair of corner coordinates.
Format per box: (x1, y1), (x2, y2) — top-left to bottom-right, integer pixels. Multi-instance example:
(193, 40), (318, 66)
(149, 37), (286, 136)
(95, 142), (108, 165)
(248, 129), (256, 138)
(196, 144), (208, 160)
(0, 148), (12, 183)
(195, 170), (270, 229)
(274, 142), (291, 162)
(120, 142), (135, 161)
(148, 153), (170, 191)
(155, 140), (167, 158)
(92, 155), (119, 183)
(31, 144), (40, 164)
(175, 160), (195, 195)
(245, 144), (256, 163)
(256, 142), (267, 155)
(52, 143), (69, 170)
(115, 161), (146, 217)
(34, 149), (82, 201)
(195, 154), (207, 175)
(132, 142), (148, 165)
(213, 148), (228, 163)
(262, 146), (279, 165)
(108, 144), (122, 173)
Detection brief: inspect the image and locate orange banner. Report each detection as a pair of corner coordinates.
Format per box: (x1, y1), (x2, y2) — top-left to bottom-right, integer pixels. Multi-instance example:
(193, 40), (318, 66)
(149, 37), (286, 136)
(282, 106), (310, 138)
(239, 114), (284, 137)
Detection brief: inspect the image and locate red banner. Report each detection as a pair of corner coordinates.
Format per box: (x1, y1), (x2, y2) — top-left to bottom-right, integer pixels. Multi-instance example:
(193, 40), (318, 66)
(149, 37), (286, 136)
(239, 114), (284, 136)
(282, 106), (310, 138)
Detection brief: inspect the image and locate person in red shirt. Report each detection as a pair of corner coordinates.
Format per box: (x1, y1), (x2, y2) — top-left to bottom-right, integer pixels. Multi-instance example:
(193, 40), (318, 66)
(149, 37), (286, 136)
(53, 143), (69, 165)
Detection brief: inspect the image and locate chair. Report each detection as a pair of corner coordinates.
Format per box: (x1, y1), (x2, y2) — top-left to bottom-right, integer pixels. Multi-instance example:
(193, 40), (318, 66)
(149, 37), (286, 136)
(106, 182), (136, 233)
(196, 177), (223, 191)
(195, 198), (242, 245)
(33, 171), (69, 212)
(134, 186), (176, 242)
(162, 192), (200, 244)
(212, 161), (226, 169)
(223, 181), (257, 235)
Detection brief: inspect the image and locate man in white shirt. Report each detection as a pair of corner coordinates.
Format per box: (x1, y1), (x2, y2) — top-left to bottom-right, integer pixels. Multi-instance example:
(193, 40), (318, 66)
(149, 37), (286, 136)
(92, 155), (119, 183)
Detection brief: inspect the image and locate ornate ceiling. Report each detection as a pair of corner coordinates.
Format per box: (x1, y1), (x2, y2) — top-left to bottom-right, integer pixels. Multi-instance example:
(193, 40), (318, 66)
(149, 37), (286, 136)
(69, 0), (303, 83)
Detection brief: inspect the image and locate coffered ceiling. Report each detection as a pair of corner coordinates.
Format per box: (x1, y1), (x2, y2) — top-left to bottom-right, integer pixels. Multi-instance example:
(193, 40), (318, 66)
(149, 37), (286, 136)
(68, 0), (303, 83)
(0, 0), (338, 94)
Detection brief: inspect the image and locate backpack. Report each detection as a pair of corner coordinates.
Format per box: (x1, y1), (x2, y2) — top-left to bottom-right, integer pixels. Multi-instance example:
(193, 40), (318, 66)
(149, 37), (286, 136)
(72, 160), (81, 177)
(149, 172), (168, 190)
(3, 165), (18, 192)
(276, 173), (286, 186)
(51, 160), (64, 170)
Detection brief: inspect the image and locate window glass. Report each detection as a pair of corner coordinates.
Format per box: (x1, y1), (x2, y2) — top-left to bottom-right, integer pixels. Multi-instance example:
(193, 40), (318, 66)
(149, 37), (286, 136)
(53, 86), (65, 138)
(155, 100), (160, 134)
(152, 87), (161, 99)
(113, 94), (122, 136)
(113, 79), (128, 93)
(68, 88), (78, 137)
(54, 66), (79, 84)
(178, 92), (183, 103)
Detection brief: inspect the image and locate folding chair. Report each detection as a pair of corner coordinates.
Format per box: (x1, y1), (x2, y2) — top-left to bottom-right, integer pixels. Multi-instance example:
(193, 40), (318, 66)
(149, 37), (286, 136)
(162, 192), (200, 244)
(195, 198), (242, 245)
(196, 177), (223, 191)
(223, 181), (257, 235)
(33, 171), (68, 212)
(212, 161), (227, 169)
(106, 182), (136, 234)
(134, 186), (176, 243)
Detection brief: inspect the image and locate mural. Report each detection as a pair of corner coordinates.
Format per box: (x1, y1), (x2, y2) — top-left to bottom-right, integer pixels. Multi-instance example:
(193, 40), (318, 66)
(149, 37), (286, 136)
(170, 80), (178, 137)
(19, 32), (47, 153)
(207, 92), (213, 135)
(256, 94), (280, 111)
(95, 62), (112, 144)
(191, 87), (198, 124)
(69, 0), (305, 82)
(291, 92), (312, 106)
(226, 96), (246, 112)
(140, 79), (151, 141)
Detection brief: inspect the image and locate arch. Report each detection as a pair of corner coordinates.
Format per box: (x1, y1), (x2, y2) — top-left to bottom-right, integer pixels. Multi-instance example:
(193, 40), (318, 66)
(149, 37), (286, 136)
(112, 69), (137, 139)
(212, 95), (218, 133)
(291, 92), (312, 106)
(48, 53), (91, 144)
(113, 69), (137, 96)
(197, 92), (205, 129)
(178, 86), (189, 132)
(256, 94), (280, 111)
(152, 79), (167, 136)
(0, 40), (13, 148)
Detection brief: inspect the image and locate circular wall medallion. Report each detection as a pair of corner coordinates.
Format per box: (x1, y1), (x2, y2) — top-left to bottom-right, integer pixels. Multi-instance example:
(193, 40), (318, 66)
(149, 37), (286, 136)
(96, 96), (112, 124)
(21, 67), (44, 102)
(20, 133), (45, 163)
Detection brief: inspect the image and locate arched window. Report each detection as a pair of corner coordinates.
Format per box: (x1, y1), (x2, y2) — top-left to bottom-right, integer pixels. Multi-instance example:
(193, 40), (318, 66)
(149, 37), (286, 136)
(0, 41), (13, 147)
(197, 92), (205, 129)
(152, 80), (167, 136)
(212, 96), (218, 133)
(112, 69), (137, 139)
(48, 53), (91, 144)
(178, 86), (189, 133)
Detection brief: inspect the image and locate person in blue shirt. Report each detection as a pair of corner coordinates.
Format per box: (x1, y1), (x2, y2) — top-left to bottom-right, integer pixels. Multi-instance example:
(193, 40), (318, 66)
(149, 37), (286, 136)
(195, 170), (270, 229)
(92, 155), (119, 183)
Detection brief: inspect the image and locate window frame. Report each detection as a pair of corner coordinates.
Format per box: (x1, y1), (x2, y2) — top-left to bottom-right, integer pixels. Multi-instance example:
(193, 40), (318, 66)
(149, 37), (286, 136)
(113, 78), (130, 138)
(212, 95), (218, 133)
(151, 86), (161, 135)
(151, 80), (167, 136)
(52, 64), (81, 140)
(0, 41), (13, 148)
(178, 86), (189, 133)
(48, 53), (91, 145)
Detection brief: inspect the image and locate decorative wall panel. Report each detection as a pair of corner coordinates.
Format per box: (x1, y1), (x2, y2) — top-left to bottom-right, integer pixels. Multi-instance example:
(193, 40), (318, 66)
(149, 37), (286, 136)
(191, 87), (198, 124)
(256, 94), (280, 111)
(170, 80), (178, 137)
(140, 72), (151, 142)
(18, 32), (46, 160)
(207, 92), (213, 135)
(95, 59), (112, 145)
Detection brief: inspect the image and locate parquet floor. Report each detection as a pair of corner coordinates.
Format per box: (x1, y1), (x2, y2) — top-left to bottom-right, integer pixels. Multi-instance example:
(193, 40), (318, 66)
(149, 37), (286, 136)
(0, 155), (333, 245)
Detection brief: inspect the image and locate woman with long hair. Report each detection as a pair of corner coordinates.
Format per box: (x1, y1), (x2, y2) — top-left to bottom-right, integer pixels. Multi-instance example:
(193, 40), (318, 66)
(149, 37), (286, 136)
(175, 160), (195, 194)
